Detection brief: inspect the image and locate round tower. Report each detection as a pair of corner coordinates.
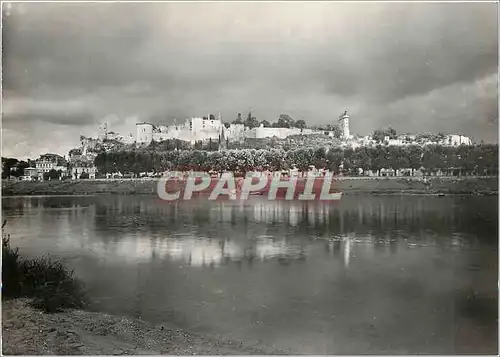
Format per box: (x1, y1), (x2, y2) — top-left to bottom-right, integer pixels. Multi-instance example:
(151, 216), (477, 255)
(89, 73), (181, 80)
(338, 110), (350, 139)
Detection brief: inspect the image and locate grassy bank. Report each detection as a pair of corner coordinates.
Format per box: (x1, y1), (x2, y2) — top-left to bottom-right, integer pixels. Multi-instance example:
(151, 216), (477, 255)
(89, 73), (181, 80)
(2, 176), (498, 196)
(2, 222), (87, 313)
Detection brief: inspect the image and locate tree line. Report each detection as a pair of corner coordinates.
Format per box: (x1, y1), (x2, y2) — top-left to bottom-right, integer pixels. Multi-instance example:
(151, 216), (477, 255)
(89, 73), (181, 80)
(94, 144), (498, 177)
(229, 112), (325, 131)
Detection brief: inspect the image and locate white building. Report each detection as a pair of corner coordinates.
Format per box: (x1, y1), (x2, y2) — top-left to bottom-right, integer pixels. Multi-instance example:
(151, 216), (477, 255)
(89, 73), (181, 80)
(71, 164), (97, 179)
(443, 134), (472, 146)
(136, 115), (226, 145)
(24, 167), (39, 179)
(351, 133), (473, 147)
(34, 154), (68, 178)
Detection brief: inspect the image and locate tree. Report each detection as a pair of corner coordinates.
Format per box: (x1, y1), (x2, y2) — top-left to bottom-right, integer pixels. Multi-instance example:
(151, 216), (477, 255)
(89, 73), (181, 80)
(15, 161), (29, 177)
(287, 148), (314, 172)
(260, 120), (271, 127)
(407, 145), (423, 175)
(352, 147), (371, 175)
(194, 141), (203, 150)
(388, 146), (409, 176)
(369, 146), (386, 176)
(373, 129), (386, 143)
(313, 147), (327, 169)
(277, 114), (295, 128)
(233, 113), (243, 125)
(80, 172), (90, 179)
(69, 148), (82, 157)
(326, 148), (343, 174)
(2, 158), (18, 179)
(295, 120), (307, 129)
(88, 143), (498, 178)
(332, 125), (342, 139)
(43, 169), (61, 181)
(244, 112), (259, 129)
(387, 127), (397, 139)
(373, 127), (397, 142)
(422, 145), (445, 175)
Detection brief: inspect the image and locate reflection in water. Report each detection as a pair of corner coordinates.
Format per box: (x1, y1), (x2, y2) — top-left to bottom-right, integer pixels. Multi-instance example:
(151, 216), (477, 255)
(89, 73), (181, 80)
(344, 236), (351, 268)
(2, 195), (498, 354)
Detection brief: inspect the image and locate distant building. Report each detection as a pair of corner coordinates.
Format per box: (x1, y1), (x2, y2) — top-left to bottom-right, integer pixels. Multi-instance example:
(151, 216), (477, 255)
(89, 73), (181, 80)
(24, 167), (39, 179)
(70, 160), (97, 179)
(444, 134), (472, 146)
(136, 114), (237, 145)
(132, 111), (475, 149)
(35, 154), (68, 179)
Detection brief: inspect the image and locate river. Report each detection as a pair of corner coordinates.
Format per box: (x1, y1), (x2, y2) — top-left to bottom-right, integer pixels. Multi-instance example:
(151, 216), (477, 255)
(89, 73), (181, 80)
(2, 195), (498, 354)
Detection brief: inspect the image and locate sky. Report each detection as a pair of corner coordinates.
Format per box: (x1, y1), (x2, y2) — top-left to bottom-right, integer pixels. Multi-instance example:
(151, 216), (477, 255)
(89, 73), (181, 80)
(2, 1), (498, 159)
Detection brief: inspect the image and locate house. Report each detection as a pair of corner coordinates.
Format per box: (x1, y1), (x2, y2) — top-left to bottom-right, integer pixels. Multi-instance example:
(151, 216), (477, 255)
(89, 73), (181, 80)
(71, 165), (96, 179)
(35, 153), (68, 179)
(69, 159), (97, 179)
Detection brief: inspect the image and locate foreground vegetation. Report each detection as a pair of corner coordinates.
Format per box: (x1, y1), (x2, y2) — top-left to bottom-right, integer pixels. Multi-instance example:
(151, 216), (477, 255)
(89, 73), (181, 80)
(2, 221), (86, 313)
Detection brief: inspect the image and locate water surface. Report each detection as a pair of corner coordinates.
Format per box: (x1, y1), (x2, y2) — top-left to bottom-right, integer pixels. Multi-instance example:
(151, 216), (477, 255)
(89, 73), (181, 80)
(2, 195), (498, 354)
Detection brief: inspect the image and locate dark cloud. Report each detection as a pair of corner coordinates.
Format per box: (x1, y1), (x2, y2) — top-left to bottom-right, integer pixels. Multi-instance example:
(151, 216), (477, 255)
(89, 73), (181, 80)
(1, 2), (498, 158)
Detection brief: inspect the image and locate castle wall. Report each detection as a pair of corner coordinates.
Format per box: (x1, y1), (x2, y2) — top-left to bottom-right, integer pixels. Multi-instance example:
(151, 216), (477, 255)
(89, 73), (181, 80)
(255, 127), (302, 139)
(225, 124), (246, 142)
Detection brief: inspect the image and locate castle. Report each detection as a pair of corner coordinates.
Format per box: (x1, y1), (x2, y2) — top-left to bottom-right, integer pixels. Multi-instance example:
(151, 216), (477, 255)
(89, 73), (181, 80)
(115, 110), (472, 149)
(136, 114), (230, 145)
(135, 112), (349, 145)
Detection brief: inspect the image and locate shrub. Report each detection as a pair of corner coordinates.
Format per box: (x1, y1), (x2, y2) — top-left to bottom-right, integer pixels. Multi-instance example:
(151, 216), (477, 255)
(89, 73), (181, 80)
(2, 220), (87, 313)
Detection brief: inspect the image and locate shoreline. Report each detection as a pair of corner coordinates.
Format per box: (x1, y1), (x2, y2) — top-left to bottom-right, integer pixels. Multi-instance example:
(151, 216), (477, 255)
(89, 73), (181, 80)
(2, 298), (284, 355)
(2, 177), (498, 197)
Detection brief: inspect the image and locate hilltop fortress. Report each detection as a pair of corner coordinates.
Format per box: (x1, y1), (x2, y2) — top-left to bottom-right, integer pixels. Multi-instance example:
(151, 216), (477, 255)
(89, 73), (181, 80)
(134, 111), (472, 148)
(135, 113), (345, 145)
(75, 110), (471, 156)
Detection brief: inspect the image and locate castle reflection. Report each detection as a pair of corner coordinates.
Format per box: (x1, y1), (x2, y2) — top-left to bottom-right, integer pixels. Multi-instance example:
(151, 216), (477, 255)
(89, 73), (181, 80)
(3, 195), (495, 270)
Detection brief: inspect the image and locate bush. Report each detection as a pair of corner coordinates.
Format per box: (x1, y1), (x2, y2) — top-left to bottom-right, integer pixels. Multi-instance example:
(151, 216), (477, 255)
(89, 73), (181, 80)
(2, 221), (87, 313)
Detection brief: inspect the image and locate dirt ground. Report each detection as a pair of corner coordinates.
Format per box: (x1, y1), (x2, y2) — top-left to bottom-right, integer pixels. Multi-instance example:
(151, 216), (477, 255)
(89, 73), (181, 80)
(2, 299), (282, 355)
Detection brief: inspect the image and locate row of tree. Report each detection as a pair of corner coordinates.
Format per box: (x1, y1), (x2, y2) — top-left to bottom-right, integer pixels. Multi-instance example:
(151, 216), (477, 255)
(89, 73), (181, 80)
(94, 144), (498, 177)
(230, 112), (310, 130)
(227, 113), (399, 140)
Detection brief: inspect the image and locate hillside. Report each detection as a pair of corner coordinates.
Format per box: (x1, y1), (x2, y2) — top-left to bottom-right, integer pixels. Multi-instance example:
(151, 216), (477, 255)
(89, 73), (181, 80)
(229, 134), (341, 150)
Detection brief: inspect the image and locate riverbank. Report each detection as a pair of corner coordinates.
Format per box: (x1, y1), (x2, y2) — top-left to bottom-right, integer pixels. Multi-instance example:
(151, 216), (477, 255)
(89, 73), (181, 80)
(2, 177), (497, 196)
(2, 299), (281, 355)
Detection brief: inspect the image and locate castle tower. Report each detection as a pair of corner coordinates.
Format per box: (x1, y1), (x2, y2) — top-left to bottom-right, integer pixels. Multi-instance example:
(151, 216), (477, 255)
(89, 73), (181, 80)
(338, 110), (350, 139)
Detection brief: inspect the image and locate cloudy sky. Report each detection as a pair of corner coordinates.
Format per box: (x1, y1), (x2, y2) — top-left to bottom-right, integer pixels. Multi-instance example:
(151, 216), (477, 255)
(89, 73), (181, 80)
(2, 1), (498, 159)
